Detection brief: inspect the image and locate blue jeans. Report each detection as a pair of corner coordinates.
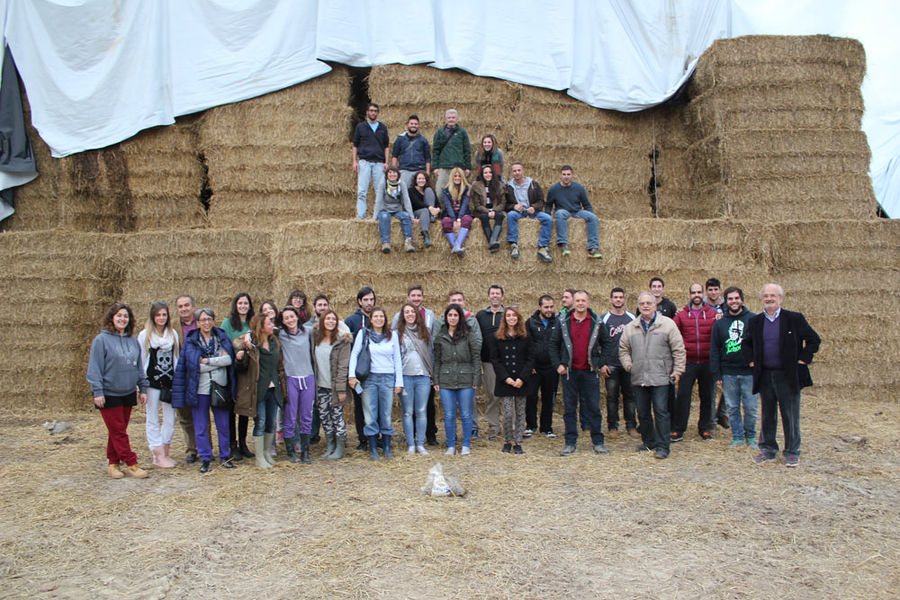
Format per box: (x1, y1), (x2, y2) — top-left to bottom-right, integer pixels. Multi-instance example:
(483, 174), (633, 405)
(506, 209), (552, 247)
(252, 387), (278, 436)
(356, 159), (385, 219)
(554, 208), (599, 249)
(722, 374), (758, 440)
(634, 384), (670, 455)
(401, 375), (430, 446)
(758, 370), (801, 458)
(440, 387), (475, 448)
(561, 368), (604, 446)
(362, 372), (395, 436)
(377, 210), (413, 243)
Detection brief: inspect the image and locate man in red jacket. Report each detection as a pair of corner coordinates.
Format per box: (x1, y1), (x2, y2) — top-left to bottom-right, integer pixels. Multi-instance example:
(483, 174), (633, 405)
(672, 283), (719, 441)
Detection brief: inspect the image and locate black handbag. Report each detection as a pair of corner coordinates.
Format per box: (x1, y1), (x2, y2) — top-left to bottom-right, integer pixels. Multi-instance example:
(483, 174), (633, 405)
(355, 330), (371, 379)
(158, 387), (172, 404)
(209, 376), (233, 409)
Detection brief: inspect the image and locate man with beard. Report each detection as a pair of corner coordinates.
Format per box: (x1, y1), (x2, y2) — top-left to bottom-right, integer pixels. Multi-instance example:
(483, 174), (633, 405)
(391, 114), (431, 189)
(346, 286), (376, 451)
(525, 295), (560, 438)
(672, 283), (719, 441)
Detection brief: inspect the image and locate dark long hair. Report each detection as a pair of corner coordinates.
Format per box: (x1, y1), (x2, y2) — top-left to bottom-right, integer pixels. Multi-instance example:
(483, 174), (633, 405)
(396, 302), (431, 345)
(101, 302), (135, 336)
(476, 163), (504, 201)
(228, 292), (254, 332)
(368, 307), (391, 340)
(443, 304), (469, 341)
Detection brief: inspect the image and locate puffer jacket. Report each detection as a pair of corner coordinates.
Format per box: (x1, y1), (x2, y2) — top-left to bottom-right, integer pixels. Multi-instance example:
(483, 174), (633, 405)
(619, 315), (686, 387)
(487, 334), (533, 397)
(172, 327), (235, 409)
(310, 331), (353, 406)
(526, 309), (560, 369)
(233, 334), (286, 417)
(673, 303), (718, 363)
(433, 324), (482, 389)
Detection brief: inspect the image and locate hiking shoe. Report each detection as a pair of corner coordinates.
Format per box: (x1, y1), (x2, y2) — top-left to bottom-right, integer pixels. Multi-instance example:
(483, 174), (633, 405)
(542, 431), (557, 438)
(627, 429), (641, 439)
(654, 448), (668, 459)
(671, 432), (683, 443)
(753, 453), (775, 464)
(635, 444), (652, 452)
(718, 414), (730, 429)
(537, 247), (553, 263)
(593, 444), (610, 455)
(220, 457), (236, 469)
(700, 431), (713, 441)
(523, 428), (534, 438)
(513, 444), (524, 455)
(502, 443), (512, 454)
(729, 439), (744, 448)
(381, 242), (391, 254)
(785, 456), (799, 467)
(404, 237), (415, 253)
(560, 244), (571, 256)
(560, 445), (576, 456)
(199, 460), (211, 474)
(747, 437), (759, 450)
(510, 243), (519, 259)
(588, 248), (602, 259)
(608, 429), (620, 438)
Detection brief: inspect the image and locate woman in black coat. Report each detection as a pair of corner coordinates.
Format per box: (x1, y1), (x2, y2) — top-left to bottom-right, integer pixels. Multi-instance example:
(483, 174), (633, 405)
(487, 307), (533, 454)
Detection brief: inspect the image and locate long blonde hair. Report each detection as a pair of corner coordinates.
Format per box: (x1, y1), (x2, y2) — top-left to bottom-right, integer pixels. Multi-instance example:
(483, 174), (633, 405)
(447, 167), (469, 202)
(142, 301), (180, 355)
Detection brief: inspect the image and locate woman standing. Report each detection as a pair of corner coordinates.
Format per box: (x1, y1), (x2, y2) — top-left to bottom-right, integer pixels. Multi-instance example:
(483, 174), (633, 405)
(278, 306), (316, 464)
(433, 304), (481, 456)
(172, 308), (236, 474)
(488, 307), (533, 455)
(286, 289), (311, 324)
(87, 302), (150, 479)
(470, 163), (506, 253)
(474, 133), (505, 181)
(440, 167), (473, 256)
(221, 292), (255, 460)
(138, 301), (180, 468)
(348, 307), (402, 460)
(397, 302), (433, 455)
(312, 309), (352, 461)
(408, 171), (441, 248)
(235, 314), (284, 469)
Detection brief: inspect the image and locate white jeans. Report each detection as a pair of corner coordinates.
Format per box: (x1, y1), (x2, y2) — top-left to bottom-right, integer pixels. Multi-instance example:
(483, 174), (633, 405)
(145, 387), (176, 449)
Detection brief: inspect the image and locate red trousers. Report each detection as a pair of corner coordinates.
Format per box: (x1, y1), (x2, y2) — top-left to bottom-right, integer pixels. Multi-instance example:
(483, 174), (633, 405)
(100, 405), (138, 466)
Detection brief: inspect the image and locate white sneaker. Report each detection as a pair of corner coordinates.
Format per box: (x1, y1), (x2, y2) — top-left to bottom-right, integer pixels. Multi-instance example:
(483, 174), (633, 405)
(460, 446), (471, 456)
(445, 447), (455, 455)
(407, 446), (416, 454)
(416, 445), (429, 455)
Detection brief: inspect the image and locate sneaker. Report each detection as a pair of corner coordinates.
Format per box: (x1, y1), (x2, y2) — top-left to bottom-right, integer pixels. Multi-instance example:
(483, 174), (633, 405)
(381, 242), (391, 254)
(729, 439), (744, 448)
(510, 243), (519, 259)
(753, 453), (775, 464)
(670, 432), (683, 443)
(513, 444), (524, 455)
(523, 429), (534, 438)
(184, 451), (198, 464)
(560, 244), (571, 256)
(445, 447), (455, 456)
(404, 238), (415, 253)
(593, 444), (610, 455)
(654, 448), (668, 459)
(220, 457), (236, 469)
(559, 445), (576, 456)
(542, 431), (557, 438)
(700, 431), (713, 441)
(785, 456), (799, 468)
(747, 437), (759, 450)
(588, 248), (602, 259)
(627, 429), (641, 439)
(537, 247), (553, 263)
(407, 446), (416, 454)
(416, 445), (429, 455)
(460, 446), (471, 456)
(471, 425), (480, 439)
(199, 460), (211, 474)
(636, 444), (652, 452)
(502, 443), (512, 454)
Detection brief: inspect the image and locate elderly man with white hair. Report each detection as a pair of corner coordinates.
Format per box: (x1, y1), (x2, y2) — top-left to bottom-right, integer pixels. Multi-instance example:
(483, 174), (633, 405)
(432, 108), (471, 193)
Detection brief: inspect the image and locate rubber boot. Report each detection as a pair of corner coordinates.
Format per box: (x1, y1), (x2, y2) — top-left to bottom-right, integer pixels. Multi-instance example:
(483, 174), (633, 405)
(327, 435), (346, 461)
(489, 225), (502, 252)
(444, 232), (457, 252)
(238, 415), (254, 458)
(299, 433), (312, 464)
(382, 434), (393, 458)
(285, 436), (302, 463)
(253, 435), (271, 469)
(323, 432), (336, 459)
(262, 432), (277, 465)
(480, 220), (493, 245)
(422, 230), (432, 247)
(368, 435), (380, 460)
(453, 228), (469, 255)
(230, 440), (243, 461)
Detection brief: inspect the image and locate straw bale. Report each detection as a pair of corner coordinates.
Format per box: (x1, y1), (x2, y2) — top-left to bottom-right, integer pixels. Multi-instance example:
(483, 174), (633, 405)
(769, 221), (900, 271)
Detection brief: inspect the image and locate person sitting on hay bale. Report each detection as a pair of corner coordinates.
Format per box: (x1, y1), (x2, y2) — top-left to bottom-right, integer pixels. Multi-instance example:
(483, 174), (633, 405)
(137, 301), (180, 469)
(440, 167), (473, 256)
(470, 163), (506, 253)
(545, 165), (602, 259)
(87, 302), (150, 479)
(474, 133), (505, 182)
(374, 166), (416, 254)
(407, 171), (440, 248)
(503, 162), (553, 262)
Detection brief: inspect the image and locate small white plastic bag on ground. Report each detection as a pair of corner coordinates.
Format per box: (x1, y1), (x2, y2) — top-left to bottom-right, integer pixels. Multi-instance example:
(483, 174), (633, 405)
(421, 462), (466, 497)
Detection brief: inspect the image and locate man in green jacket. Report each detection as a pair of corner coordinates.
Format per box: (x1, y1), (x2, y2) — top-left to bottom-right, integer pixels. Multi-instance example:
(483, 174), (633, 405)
(432, 109), (471, 193)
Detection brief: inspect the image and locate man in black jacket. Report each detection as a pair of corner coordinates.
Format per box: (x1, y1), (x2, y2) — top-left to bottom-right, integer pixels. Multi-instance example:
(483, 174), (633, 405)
(525, 295), (560, 437)
(744, 283), (820, 467)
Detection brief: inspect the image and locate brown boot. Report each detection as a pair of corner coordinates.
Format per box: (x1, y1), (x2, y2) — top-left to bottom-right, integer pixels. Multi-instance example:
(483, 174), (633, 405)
(107, 464), (124, 479)
(125, 464), (149, 479)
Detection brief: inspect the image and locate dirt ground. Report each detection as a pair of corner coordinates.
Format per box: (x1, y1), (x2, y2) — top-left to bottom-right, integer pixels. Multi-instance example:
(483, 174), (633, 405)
(0, 391), (896, 600)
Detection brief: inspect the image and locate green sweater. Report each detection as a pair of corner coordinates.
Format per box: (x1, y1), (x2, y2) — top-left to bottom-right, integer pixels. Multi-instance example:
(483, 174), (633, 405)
(221, 319), (250, 341)
(432, 125), (471, 170)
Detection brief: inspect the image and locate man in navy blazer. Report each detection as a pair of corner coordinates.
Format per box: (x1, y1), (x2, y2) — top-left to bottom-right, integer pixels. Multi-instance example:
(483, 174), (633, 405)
(744, 283), (820, 467)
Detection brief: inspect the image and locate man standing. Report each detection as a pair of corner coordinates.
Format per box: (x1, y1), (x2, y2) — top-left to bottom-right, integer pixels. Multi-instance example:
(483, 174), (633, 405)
(476, 285), (505, 440)
(346, 286), (376, 451)
(672, 283), (719, 441)
(705, 277), (730, 430)
(745, 283), (820, 467)
(391, 114), (431, 189)
(710, 286), (758, 449)
(619, 292), (686, 459)
(503, 162), (553, 262)
(174, 294), (198, 463)
(559, 289), (575, 319)
(351, 103), (390, 220)
(601, 287), (638, 438)
(525, 295), (560, 437)
(649, 277), (677, 318)
(545, 165), (602, 258)
(550, 290), (614, 455)
(432, 109), (471, 192)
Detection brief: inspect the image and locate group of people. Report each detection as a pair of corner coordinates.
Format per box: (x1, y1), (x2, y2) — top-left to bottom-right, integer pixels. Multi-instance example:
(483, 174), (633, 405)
(352, 105), (602, 262)
(86, 276), (820, 478)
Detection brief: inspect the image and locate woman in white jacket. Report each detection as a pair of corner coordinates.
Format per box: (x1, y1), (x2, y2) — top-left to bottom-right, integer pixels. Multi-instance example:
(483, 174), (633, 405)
(138, 301), (180, 468)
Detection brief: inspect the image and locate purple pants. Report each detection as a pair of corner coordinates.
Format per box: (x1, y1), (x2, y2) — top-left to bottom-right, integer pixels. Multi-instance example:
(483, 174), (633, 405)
(192, 394), (231, 461)
(284, 375), (316, 439)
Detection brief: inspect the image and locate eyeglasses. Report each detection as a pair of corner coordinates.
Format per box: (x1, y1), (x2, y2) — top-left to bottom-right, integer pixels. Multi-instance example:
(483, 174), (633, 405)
(198, 317), (214, 323)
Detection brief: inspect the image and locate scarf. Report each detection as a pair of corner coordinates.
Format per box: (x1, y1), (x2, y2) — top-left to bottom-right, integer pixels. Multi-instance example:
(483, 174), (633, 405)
(369, 330), (387, 344)
(386, 179), (401, 199)
(149, 329), (175, 352)
(404, 326), (433, 376)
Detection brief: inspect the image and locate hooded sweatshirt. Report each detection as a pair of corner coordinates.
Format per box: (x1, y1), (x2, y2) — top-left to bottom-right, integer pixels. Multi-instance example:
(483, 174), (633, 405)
(87, 329), (149, 397)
